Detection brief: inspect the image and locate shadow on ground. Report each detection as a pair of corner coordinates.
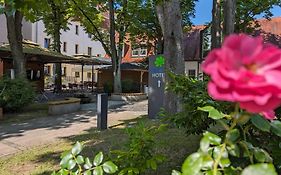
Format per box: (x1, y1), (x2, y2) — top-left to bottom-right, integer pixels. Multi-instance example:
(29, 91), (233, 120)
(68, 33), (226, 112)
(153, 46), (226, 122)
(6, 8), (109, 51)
(0, 101), (136, 140)
(32, 116), (200, 175)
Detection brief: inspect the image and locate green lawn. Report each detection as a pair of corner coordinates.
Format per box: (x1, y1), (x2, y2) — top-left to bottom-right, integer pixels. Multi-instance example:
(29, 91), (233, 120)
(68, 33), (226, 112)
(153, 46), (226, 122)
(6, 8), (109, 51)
(0, 117), (201, 175)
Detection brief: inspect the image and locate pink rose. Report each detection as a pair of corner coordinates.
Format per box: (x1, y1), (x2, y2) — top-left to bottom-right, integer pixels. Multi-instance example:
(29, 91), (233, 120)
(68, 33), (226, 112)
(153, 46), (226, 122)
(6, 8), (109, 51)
(202, 34), (281, 119)
(261, 111), (276, 120)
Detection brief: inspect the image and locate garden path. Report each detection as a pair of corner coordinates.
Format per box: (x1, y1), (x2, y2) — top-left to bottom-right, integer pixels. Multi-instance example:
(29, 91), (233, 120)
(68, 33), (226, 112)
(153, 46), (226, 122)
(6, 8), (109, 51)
(0, 100), (148, 157)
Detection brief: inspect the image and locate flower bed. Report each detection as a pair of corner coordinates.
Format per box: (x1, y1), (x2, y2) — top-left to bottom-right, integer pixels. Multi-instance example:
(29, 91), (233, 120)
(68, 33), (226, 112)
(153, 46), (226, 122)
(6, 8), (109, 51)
(48, 98), (81, 115)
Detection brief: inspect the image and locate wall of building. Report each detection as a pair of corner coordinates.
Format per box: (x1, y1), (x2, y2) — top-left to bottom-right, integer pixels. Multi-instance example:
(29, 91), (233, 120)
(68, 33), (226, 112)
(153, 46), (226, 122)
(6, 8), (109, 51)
(0, 15), (8, 45)
(185, 61), (203, 77)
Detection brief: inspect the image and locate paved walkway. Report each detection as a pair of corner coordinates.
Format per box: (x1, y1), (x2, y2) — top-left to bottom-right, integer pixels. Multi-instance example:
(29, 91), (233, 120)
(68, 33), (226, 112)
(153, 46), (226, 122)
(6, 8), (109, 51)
(0, 100), (148, 157)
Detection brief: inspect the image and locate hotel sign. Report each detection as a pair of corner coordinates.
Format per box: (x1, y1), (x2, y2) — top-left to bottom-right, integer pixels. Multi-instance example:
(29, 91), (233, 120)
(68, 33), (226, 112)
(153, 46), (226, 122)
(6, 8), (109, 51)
(148, 55), (165, 119)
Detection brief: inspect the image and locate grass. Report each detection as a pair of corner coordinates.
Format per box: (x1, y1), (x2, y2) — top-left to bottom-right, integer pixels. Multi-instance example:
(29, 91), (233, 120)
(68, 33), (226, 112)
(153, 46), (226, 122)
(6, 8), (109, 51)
(0, 117), (201, 175)
(1, 103), (48, 123)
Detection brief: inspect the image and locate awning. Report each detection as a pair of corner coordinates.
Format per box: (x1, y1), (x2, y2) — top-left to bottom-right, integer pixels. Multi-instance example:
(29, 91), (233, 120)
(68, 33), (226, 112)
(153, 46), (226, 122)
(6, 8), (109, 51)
(0, 41), (111, 65)
(98, 62), (148, 72)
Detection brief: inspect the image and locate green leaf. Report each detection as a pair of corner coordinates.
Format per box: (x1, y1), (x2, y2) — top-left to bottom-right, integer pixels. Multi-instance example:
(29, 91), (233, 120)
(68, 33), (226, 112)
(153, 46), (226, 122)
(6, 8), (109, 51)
(200, 137), (210, 153)
(213, 146), (228, 159)
(84, 157), (93, 170)
(76, 155), (84, 164)
(83, 170), (91, 175)
(67, 159), (76, 170)
(150, 160), (157, 170)
(254, 148), (272, 163)
(172, 170), (182, 175)
(241, 163), (277, 175)
(182, 153), (203, 175)
(227, 144), (240, 157)
(71, 142), (83, 156)
(203, 132), (222, 145)
(201, 155), (213, 169)
(93, 166), (103, 175)
(219, 158), (231, 168)
(60, 153), (73, 168)
(198, 106), (225, 120)
(94, 152), (103, 166)
(226, 129), (240, 144)
(251, 115), (271, 132)
(102, 161), (118, 174)
(271, 120), (281, 137)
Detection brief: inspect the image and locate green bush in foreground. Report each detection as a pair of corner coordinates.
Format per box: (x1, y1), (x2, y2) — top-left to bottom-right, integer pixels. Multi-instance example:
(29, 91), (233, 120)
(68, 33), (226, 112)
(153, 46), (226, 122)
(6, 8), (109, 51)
(0, 77), (35, 111)
(52, 142), (118, 175)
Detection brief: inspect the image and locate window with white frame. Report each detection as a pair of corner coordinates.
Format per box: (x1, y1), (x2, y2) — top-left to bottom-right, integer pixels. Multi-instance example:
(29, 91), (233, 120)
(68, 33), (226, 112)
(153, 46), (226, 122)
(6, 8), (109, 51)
(132, 47), (147, 57)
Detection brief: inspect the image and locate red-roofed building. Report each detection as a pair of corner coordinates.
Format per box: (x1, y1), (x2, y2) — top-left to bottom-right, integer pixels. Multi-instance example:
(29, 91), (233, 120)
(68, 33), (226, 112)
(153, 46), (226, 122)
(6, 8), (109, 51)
(184, 17), (281, 78)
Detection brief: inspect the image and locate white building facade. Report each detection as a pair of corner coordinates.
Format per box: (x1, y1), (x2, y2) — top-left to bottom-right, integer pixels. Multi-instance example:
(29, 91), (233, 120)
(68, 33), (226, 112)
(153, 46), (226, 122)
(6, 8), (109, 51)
(0, 15), (106, 87)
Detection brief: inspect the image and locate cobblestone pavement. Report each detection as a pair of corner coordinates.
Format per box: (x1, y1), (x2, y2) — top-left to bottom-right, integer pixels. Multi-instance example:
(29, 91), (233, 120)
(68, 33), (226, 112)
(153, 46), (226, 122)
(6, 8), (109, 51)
(0, 100), (148, 157)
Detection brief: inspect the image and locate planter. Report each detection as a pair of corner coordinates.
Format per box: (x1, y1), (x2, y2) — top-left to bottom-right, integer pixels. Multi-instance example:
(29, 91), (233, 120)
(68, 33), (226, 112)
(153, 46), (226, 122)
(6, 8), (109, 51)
(48, 98), (81, 115)
(111, 93), (147, 102)
(0, 107), (3, 119)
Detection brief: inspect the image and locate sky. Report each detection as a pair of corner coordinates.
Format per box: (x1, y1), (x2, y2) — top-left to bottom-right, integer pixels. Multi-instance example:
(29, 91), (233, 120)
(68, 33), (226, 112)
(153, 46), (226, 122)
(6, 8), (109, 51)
(191, 0), (281, 25)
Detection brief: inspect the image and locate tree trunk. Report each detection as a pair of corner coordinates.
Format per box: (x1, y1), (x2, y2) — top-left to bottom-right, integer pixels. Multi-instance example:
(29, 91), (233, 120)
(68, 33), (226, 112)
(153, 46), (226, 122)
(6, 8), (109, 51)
(156, 34), (164, 54)
(156, 0), (185, 114)
(5, 10), (26, 78)
(223, 0), (236, 36)
(109, 0), (122, 93)
(211, 0), (222, 49)
(49, 0), (62, 92)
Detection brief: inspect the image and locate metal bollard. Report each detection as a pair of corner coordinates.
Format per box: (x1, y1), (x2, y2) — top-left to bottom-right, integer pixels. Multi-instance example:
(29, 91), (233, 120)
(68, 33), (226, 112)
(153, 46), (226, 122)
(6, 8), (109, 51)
(97, 93), (108, 130)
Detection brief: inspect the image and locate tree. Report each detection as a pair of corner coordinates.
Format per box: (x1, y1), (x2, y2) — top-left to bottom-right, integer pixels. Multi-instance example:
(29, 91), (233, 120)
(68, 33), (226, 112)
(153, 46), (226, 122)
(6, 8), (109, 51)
(32, 0), (71, 92)
(0, 0), (27, 77)
(70, 0), (132, 93)
(223, 0), (236, 36)
(156, 0), (185, 114)
(126, 0), (197, 55)
(211, 0), (221, 49)
(235, 0), (281, 33)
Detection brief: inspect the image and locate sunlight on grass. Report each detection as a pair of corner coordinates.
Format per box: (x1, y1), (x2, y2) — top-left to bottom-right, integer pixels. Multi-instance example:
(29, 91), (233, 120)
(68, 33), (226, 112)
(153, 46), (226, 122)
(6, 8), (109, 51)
(0, 117), (201, 175)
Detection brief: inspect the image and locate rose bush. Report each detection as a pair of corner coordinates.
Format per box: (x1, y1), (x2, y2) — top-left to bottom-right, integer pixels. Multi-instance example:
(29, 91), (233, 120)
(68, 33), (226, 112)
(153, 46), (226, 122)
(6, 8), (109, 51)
(202, 34), (281, 119)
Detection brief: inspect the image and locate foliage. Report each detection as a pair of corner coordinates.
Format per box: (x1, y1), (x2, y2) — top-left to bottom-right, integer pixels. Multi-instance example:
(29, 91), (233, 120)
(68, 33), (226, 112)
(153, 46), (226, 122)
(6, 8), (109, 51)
(121, 79), (139, 93)
(111, 122), (166, 174)
(127, 0), (197, 54)
(52, 142), (118, 175)
(235, 0), (281, 33)
(0, 77), (35, 111)
(173, 105), (281, 175)
(166, 73), (231, 135)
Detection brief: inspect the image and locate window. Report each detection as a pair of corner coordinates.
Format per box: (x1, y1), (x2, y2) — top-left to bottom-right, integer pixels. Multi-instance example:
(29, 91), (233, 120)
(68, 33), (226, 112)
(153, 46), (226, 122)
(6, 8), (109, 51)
(87, 72), (91, 79)
(88, 47), (92, 56)
(44, 65), (51, 75)
(44, 38), (50, 48)
(75, 72), (80, 78)
(188, 69), (196, 78)
(63, 42), (67, 52)
(75, 25), (79, 35)
(62, 67), (67, 76)
(75, 44), (79, 54)
(132, 47), (147, 57)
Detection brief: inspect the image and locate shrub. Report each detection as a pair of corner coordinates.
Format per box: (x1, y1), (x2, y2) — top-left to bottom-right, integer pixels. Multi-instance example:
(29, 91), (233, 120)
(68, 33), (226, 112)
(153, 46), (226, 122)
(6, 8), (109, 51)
(0, 77), (35, 111)
(111, 122), (166, 174)
(52, 142), (118, 175)
(166, 73), (231, 135)
(122, 79), (140, 93)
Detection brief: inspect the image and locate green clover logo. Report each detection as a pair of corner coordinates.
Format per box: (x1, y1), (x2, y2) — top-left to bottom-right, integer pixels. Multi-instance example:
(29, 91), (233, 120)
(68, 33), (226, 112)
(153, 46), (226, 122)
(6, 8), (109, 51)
(154, 56), (165, 67)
